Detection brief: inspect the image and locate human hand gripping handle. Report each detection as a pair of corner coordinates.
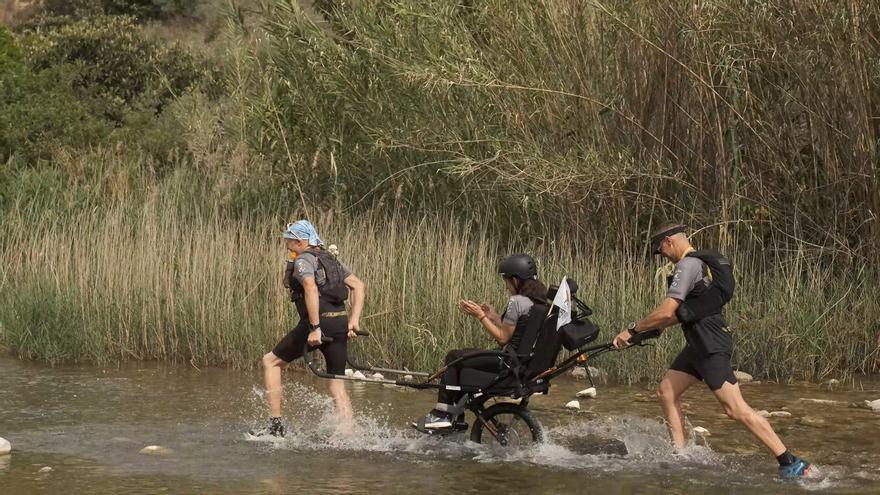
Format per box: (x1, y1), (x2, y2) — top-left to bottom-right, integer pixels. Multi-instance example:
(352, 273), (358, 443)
(307, 328), (323, 346)
(613, 328), (662, 349)
(347, 319), (360, 338)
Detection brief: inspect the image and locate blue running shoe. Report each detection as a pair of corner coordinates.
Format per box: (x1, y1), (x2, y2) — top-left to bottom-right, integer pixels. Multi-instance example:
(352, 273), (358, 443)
(779, 456), (812, 479)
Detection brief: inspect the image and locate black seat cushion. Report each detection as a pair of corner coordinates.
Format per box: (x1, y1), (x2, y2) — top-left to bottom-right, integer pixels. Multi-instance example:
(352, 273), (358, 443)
(459, 368), (502, 388)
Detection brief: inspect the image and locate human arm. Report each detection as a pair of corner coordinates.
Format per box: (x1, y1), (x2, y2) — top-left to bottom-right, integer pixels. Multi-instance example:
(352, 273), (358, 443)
(344, 274), (365, 336)
(302, 276), (323, 346)
(612, 297), (680, 349)
(460, 300), (516, 345)
(613, 257), (703, 349)
(480, 303), (502, 326)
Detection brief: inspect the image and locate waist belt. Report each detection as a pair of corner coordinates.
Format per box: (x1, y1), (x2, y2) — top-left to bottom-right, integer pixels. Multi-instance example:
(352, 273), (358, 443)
(321, 311), (347, 318)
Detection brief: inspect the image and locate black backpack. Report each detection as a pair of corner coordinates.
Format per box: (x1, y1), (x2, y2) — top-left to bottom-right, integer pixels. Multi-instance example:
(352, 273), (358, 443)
(284, 250), (349, 305)
(675, 249), (735, 323)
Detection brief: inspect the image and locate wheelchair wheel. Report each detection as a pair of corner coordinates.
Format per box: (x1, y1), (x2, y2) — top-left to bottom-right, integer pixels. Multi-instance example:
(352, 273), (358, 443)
(470, 402), (543, 447)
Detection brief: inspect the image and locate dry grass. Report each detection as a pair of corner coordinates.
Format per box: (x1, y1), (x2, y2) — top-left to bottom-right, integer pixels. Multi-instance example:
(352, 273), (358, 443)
(1, 184), (876, 380)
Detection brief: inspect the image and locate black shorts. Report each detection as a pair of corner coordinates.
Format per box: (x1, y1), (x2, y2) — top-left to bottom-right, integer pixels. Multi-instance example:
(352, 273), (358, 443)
(272, 315), (348, 375)
(669, 346), (737, 391)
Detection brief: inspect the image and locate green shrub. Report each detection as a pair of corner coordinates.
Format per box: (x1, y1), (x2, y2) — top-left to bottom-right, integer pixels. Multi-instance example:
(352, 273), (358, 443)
(41, 0), (198, 21)
(0, 26), (23, 71)
(0, 27), (110, 162)
(19, 14), (208, 122)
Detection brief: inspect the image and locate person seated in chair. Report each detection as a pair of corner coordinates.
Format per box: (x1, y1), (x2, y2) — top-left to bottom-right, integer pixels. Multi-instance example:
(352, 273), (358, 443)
(412, 253), (548, 431)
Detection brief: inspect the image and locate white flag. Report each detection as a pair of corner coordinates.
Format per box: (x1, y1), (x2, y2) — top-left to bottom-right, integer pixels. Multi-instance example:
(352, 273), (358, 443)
(552, 276), (572, 330)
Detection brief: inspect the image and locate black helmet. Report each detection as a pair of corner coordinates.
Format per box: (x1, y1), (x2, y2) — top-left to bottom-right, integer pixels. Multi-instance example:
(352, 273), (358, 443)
(498, 253), (537, 280)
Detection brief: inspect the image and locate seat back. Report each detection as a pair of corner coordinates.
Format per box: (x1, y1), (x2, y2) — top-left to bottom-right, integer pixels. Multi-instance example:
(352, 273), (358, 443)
(521, 309), (564, 379)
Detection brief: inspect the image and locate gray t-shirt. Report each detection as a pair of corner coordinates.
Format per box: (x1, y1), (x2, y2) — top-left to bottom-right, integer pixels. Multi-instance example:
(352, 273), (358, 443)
(500, 294), (535, 352)
(666, 256), (710, 301)
(667, 254), (732, 356)
(293, 252), (352, 286)
(502, 295), (534, 326)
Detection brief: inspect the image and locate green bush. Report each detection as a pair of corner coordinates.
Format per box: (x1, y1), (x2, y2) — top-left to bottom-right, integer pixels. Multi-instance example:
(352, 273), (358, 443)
(0, 27), (109, 162)
(19, 15), (208, 122)
(41, 0), (198, 21)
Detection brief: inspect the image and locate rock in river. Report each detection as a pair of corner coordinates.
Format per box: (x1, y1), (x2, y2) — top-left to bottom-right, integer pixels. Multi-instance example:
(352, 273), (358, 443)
(733, 371), (753, 383)
(799, 398), (846, 406)
(798, 416), (826, 427)
(0, 437), (10, 455)
(570, 367), (588, 379)
(692, 426), (710, 436)
(769, 411), (792, 418)
(576, 387), (598, 399)
(139, 445), (173, 455)
(565, 400), (581, 410)
(866, 399), (880, 412)
(560, 435), (628, 456)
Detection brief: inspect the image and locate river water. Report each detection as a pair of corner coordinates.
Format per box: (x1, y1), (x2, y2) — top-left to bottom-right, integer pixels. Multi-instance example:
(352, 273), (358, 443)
(1, 356), (879, 494)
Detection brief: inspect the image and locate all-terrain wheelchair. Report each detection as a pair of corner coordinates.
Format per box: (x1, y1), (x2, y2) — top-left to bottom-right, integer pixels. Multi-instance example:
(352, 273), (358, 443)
(304, 279), (658, 447)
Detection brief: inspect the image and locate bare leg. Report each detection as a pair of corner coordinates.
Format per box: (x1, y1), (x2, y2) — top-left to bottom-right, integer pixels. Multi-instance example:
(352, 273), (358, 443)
(713, 381), (786, 456)
(262, 352), (288, 418)
(328, 379), (353, 433)
(657, 370), (699, 448)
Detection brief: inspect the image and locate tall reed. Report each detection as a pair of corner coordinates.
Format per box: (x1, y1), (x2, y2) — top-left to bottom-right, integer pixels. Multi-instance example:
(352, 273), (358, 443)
(1, 193), (876, 381)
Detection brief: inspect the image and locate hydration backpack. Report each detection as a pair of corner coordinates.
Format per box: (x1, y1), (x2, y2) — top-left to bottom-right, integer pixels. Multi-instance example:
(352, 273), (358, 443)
(675, 249), (735, 324)
(284, 250), (349, 305)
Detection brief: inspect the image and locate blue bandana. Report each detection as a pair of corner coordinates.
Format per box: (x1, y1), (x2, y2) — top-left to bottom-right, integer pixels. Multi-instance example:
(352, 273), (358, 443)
(282, 220), (323, 246)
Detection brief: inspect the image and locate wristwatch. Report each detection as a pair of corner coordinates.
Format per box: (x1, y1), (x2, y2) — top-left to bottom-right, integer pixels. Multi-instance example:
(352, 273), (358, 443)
(309, 323), (321, 331)
(626, 321), (638, 336)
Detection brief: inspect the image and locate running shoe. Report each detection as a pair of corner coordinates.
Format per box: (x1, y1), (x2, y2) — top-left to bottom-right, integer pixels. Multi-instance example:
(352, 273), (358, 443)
(249, 418), (285, 438)
(412, 411), (453, 430)
(779, 456), (812, 479)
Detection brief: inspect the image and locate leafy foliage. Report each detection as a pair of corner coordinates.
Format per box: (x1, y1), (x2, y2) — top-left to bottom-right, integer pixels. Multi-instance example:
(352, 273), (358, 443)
(19, 14), (208, 121)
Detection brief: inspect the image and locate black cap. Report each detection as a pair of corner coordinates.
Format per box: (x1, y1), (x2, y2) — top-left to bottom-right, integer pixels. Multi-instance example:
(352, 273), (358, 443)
(651, 224), (688, 254)
(498, 253), (537, 280)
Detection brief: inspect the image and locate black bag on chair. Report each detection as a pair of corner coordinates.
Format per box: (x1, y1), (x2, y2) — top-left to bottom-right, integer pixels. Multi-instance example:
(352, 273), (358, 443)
(559, 319), (599, 351)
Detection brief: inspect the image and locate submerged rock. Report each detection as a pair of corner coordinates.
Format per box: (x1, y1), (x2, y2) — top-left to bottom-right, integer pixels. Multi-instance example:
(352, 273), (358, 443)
(564, 400), (581, 410)
(139, 445), (173, 455)
(371, 372), (385, 380)
(352, 371), (366, 379)
(866, 399), (880, 412)
(733, 371), (753, 383)
(38, 466), (53, 473)
(799, 398), (846, 406)
(576, 387), (598, 399)
(560, 435), (628, 456)
(402, 374), (414, 381)
(692, 426), (710, 436)
(769, 411), (792, 418)
(0, 437), (10, 455)
(798, 416), (826, 427)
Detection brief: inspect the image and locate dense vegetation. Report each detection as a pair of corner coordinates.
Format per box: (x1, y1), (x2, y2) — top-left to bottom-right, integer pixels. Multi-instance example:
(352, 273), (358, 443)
(1, 1), (878, 381)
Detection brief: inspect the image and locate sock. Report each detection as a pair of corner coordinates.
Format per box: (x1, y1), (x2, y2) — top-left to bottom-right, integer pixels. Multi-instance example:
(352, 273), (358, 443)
(777, 450), (796, 466)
